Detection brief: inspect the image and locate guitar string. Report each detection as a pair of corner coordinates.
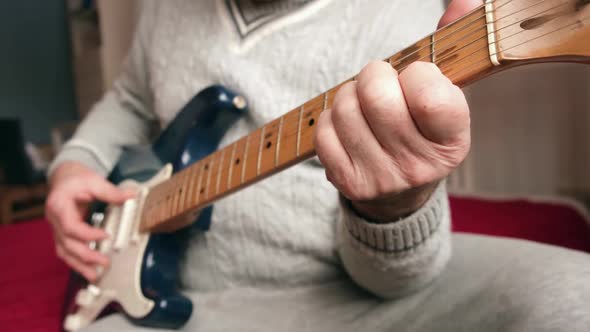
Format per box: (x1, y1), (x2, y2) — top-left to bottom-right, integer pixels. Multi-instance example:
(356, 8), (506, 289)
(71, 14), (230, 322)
(406, 1), (574, 78)
(390, 0), (546, 69)
(147, 5), (587, 223)
(445, 14), (590, 81)
(388, 0), (516, 69)
(395, 0), (571, 73)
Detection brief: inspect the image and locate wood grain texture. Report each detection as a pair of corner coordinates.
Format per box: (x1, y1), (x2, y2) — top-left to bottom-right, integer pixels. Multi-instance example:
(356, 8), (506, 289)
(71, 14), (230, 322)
(496, 0), (590, 63)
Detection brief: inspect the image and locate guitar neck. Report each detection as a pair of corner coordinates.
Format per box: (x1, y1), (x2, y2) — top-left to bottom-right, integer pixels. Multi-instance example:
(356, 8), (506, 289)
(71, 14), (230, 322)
(140, 4), (499, 233)
(141, 0), (590, 232)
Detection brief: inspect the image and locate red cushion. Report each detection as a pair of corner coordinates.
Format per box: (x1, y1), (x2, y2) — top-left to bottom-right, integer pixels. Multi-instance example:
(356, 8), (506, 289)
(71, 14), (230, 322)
(0, 219), (69, 332)
(450, 195), (590, 253)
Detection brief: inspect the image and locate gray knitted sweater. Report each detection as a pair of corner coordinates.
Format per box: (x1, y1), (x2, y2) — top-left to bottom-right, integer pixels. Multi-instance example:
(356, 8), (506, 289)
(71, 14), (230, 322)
(51, 0), (450, 301)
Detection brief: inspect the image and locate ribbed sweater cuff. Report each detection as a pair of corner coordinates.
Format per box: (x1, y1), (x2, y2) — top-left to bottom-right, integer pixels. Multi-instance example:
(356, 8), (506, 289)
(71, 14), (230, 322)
(47, 145), (109, 178)
(340, 182), (446, 253)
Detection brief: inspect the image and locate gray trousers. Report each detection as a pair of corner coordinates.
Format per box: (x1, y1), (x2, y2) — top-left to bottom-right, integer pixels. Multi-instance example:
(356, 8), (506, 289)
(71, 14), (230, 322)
(84, 234), (590, 332)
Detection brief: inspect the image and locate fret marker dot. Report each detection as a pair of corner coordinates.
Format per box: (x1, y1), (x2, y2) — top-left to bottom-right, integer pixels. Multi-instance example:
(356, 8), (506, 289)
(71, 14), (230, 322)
(204, 164), (209, 170)
(200, 188), (205, 194)
(235, 158), (240, 165)
(308, 118), (315, 126)
(266, 142), (272, 149)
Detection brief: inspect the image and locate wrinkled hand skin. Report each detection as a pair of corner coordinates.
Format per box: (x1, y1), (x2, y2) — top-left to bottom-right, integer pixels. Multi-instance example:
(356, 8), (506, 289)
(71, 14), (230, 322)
(314, 0), (480, 223)
(46, 161), (135, 281)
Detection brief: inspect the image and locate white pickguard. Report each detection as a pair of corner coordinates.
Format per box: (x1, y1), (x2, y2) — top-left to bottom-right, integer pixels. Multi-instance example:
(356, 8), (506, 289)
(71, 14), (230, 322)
(64, 165), (173, 331)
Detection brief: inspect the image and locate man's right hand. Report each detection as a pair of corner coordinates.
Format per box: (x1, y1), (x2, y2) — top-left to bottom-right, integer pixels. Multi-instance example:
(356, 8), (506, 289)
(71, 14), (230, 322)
(46, 161), (135, 282)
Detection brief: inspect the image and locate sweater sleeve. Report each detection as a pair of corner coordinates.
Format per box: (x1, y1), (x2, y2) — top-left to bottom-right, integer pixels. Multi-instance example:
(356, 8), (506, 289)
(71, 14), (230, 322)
(48, 1), (158, 177)
(337, 181), (451, 299)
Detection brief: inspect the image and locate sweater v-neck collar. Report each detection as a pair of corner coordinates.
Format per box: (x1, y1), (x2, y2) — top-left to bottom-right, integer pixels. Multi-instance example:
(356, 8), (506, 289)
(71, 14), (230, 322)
(225, 0), (320, 38)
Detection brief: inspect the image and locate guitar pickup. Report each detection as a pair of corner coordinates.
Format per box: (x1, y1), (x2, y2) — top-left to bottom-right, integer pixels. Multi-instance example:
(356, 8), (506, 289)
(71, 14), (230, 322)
(113, 198), (138, 250)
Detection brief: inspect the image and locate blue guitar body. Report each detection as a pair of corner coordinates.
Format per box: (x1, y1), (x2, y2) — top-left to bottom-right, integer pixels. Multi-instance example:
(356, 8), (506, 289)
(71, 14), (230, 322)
(68, 85), (247, 329)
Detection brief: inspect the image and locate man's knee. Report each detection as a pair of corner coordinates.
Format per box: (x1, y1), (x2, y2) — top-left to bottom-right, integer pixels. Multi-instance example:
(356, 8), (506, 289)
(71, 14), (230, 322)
(446, 235), (590, 331)
(483, 242), (590, 331)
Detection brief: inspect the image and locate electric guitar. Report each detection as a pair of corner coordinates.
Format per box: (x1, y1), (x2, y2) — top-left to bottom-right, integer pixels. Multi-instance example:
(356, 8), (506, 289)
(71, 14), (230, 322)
(64, 0), (590, 330)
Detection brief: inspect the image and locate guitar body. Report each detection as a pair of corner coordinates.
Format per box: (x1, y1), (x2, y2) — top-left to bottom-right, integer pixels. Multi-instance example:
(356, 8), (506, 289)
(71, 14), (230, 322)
(64, 85), (247, 331)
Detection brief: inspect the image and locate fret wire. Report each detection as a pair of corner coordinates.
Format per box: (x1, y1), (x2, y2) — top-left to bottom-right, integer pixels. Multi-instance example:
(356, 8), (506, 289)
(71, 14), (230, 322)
(391, 9), (484, 68)
(227, 142), (237, 190)
(398, 24), (487, 72)
(158, 198), (163, 224)
(176, 170), (187, 211)
(275, 116), (284, 167)
(257, 126), (265, 176)
(205, 157), (214, 200)
(216, 148), (225, 195)
(152, 197), (159, 224)
(171, 174), (180, 213)
(164, 192), (171, 222)
(160, 183), (168, 220)
(175, 171), (189, 211)
(168, 186), (175, 219)
(430, 33), (436, 63)
(178, 173), (186, 210)
(161, 195), (168, 222)
(165, 178), (174, 217)
(156, 199), (162, 224)
(195, 164), (204, 203)
(397, 0), (570, 74)
(296, 105), (304, 157)
(399, 22), (488, 73)
(241, 134), (250, 184)
(390, 0), (517, 69)
(185, 166), (197, 208)
(178, 171), (187, 209)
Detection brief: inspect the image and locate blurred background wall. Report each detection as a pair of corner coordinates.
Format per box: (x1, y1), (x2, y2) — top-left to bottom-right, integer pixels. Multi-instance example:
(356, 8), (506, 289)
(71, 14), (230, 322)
(96, 0), (137, 90)
(0, 1), (78, 145)
(451, 65), (590, 200)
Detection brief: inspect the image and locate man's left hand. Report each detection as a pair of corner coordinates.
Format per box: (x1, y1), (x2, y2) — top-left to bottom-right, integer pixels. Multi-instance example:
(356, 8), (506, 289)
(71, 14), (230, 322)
(314, 60), (470, 222)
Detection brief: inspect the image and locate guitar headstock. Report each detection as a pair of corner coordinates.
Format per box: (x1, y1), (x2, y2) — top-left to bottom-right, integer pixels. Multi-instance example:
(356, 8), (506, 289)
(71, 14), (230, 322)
(494, 0), (590, 64)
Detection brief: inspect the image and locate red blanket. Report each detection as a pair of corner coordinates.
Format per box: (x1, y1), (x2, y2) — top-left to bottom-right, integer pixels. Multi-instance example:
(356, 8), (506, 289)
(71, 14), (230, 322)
(0, 221), (69, 332)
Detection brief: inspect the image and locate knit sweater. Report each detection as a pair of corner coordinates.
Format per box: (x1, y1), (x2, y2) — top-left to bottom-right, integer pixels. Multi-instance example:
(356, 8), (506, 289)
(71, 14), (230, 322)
(50, 0), (450, 299)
